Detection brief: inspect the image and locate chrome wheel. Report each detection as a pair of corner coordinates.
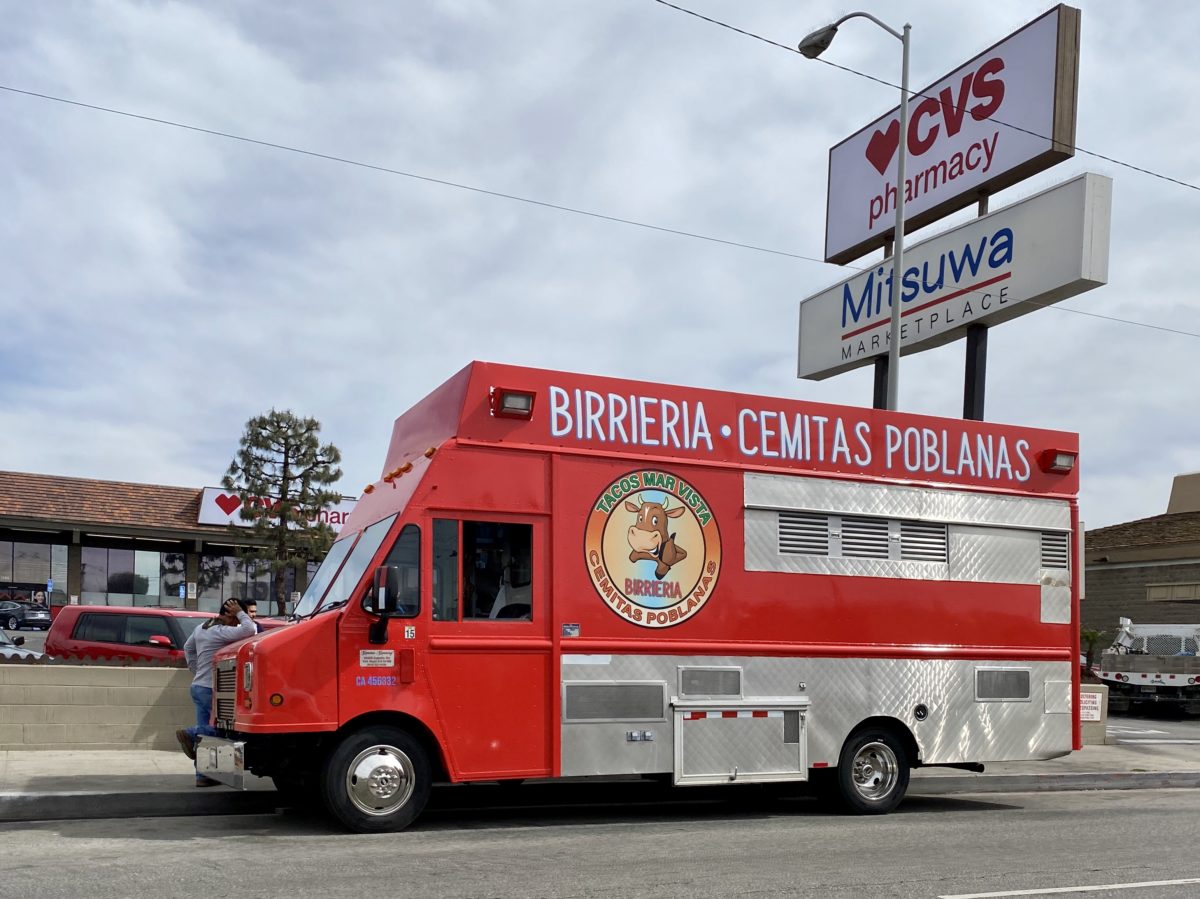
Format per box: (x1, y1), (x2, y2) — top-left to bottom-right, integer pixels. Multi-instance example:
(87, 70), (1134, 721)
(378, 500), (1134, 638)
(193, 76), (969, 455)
(344, 744), (416, 817)
(850, 740), (900, 802)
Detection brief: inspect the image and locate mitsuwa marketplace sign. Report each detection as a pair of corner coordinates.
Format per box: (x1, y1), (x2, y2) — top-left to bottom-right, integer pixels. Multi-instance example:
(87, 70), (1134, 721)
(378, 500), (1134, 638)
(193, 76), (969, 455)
(798, 173), (1110, 380)
(823, 4), (1080, 265)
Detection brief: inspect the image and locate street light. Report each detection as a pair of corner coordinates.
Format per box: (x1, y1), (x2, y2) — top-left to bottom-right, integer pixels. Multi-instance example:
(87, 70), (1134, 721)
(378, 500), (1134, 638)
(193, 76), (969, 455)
(799, 12), (911, 412)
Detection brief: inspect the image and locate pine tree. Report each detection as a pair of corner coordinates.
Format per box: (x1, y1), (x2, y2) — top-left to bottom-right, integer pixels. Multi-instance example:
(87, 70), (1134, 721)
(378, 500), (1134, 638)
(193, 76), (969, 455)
(222, 410), (343, 616)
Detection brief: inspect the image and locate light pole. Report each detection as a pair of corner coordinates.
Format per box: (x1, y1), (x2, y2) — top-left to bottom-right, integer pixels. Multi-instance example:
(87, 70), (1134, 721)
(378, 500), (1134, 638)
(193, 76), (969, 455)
(800, 13), (910, 412)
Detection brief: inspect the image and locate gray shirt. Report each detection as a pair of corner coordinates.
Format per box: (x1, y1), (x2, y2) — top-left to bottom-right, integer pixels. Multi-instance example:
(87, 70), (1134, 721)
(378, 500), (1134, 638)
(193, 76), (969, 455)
(183, 612), (256, 689)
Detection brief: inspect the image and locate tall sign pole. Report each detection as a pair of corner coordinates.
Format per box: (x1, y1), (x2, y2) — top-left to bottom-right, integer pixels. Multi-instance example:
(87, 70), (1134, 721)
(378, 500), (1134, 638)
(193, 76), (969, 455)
(885, 24), (911, 411)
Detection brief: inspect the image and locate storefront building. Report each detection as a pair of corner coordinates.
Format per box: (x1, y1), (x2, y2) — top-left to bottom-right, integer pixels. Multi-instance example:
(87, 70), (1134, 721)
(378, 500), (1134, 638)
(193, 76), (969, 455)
(0, 470), (354, 617)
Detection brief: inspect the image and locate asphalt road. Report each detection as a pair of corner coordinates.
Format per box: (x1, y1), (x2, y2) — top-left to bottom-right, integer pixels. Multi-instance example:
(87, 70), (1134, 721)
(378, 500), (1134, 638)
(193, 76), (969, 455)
(3, 789), (1200, 898)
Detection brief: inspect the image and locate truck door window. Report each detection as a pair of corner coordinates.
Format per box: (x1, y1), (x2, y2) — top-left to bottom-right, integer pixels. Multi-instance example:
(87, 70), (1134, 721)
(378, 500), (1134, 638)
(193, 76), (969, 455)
(432, 520), (458, 621)
(431, 519), (533, 622)
(464, 521), (532, 621)
(378, 524), (421, 618)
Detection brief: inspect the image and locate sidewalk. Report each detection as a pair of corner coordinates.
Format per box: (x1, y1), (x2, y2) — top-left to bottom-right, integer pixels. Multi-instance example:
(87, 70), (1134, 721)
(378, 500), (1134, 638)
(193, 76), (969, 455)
(2, 742), (1199, 824)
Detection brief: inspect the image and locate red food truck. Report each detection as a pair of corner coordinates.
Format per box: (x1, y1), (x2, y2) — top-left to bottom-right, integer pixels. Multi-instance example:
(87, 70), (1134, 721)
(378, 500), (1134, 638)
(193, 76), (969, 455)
(198, 361), (1081, 832)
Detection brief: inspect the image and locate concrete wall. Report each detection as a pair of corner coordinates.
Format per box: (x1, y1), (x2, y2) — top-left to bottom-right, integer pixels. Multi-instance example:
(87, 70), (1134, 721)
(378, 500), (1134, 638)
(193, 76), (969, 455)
(1083, 560), (1200, 633)
(0, 664), (192, 750)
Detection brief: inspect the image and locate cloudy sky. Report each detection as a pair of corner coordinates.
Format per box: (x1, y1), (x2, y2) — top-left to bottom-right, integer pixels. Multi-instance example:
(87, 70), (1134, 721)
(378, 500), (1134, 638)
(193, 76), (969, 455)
(2, 1), (1196, 530)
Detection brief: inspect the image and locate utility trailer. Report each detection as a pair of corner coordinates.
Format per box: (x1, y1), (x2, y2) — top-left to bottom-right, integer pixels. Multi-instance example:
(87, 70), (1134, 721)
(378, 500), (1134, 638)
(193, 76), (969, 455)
(1097, 618), (1200, 714)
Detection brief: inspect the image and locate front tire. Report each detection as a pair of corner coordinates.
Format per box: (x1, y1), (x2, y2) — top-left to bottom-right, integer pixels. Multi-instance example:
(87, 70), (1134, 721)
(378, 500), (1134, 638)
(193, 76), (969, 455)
(320, 726), (431, 833)
(834, 728), (910, 815)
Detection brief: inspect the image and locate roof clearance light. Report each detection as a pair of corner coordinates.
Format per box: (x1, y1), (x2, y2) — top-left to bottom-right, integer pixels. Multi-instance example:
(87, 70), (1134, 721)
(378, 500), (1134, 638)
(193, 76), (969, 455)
(491, 387), (536, 420)
(1037, 449), (1077, 473)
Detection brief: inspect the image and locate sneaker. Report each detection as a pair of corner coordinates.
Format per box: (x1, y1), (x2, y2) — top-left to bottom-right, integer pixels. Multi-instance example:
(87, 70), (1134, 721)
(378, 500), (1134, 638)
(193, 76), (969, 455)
(195, 776), (221, 788)
(175, 729), (196, 761)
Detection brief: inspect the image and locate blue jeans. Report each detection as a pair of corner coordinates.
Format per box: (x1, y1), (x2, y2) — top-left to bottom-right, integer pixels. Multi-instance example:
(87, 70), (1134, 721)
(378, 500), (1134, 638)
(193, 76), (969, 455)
(187, 684), (216, 740)
(186, 685), (216, 775)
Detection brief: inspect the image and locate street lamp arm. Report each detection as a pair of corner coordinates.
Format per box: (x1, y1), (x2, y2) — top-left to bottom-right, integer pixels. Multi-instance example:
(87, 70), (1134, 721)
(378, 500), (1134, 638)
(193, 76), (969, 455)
(827, 11), (905, 43)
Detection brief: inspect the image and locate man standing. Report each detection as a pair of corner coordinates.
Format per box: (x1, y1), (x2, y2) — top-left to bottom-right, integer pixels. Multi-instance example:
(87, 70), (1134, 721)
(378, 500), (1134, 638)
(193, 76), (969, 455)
(176, 597), (256, 787)
(243, 599), (264, 633)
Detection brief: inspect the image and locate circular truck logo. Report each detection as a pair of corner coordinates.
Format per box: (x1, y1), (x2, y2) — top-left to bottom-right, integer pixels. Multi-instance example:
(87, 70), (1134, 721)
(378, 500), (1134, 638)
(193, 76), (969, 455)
(585, 469), (721, 628)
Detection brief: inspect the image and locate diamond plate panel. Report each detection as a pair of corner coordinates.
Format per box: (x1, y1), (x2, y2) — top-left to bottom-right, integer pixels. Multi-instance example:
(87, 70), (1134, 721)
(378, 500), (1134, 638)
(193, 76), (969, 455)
(949, 526), (1039, 584)
(559, 654), (1073, 777)
(675, 712), (805, 784)
(1045, 680), (1072, 714)
(745, 472), (1071, 530)
(1040, 569), (1071, 624)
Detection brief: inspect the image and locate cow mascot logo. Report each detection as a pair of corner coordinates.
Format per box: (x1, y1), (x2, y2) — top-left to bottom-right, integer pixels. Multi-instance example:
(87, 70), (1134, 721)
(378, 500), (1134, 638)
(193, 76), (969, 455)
(585, 469), (721, 628)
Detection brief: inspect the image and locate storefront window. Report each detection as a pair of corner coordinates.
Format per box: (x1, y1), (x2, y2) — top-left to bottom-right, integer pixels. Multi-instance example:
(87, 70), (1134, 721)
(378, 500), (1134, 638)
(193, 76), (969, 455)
(0, 540), (68, 605)
(81, 546), (188, 606)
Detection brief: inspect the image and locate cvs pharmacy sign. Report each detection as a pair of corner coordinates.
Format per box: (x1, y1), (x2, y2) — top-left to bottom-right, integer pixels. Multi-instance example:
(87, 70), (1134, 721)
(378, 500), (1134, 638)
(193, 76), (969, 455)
(823, 4), (1079, 265)
(198, 487), (357, 531)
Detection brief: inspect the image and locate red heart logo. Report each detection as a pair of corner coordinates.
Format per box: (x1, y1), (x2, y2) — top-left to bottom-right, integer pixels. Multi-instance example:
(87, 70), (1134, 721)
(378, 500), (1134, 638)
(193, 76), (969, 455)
(865, 119), (900, 176)
(215, 493), (242, 516)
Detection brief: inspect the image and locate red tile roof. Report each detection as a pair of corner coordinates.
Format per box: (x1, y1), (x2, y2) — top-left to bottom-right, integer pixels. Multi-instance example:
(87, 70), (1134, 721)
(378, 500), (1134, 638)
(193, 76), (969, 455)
(0, 470), (221, 535)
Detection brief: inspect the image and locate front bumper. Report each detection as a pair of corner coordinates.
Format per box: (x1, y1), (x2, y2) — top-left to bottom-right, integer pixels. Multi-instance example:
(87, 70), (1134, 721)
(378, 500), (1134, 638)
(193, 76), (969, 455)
(196, 735), (272, 790)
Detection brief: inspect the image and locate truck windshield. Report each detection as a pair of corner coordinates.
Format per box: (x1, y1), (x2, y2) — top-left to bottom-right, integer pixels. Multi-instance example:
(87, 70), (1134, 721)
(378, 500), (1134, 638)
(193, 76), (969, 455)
(308, 514), (398, 617)
(294, 534), (357, 618)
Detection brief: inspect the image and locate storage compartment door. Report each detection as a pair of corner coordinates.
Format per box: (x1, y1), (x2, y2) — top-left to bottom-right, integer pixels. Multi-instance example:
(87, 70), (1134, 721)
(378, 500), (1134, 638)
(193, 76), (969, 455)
(673, 704), (808, 785)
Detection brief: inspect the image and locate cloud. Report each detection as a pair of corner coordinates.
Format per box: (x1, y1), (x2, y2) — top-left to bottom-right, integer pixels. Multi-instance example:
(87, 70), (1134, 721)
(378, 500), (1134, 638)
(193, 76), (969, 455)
(0, 0), (1196, 528)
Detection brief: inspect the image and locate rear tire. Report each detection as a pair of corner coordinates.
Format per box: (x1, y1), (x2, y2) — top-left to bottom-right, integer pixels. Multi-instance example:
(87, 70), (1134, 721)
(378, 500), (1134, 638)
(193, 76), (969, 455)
(5, 616), (17, 630)
(834, 727), (910, 815)
(320, 726), (431, 833)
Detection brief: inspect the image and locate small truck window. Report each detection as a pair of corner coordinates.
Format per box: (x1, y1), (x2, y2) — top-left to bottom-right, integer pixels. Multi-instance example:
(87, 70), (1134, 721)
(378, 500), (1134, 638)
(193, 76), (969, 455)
(433, 519), (532, 621)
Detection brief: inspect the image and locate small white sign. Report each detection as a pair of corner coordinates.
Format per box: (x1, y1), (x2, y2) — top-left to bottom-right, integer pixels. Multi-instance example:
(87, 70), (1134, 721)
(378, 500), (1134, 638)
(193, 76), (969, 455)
(798, 172), (1110, 380)
(1079, 689), (1102, 722)
(359, 649), (395, 668)
(823, 5), (1078, 264)
(187, 582), (197, 600)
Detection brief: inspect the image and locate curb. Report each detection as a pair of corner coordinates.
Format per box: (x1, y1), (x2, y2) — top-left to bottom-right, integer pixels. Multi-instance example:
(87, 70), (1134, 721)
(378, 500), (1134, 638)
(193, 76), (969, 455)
(910, 771), (1200, 795)
(0, 789), (280, 823)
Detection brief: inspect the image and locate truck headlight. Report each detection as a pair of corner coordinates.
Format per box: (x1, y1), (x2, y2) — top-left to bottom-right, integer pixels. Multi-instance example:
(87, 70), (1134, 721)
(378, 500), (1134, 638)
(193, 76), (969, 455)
(242, 661), (253, 693)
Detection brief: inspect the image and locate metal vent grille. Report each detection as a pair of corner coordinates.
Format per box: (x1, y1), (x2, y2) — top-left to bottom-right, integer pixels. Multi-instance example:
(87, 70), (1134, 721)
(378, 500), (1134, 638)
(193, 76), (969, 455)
(976, 668), (1031, 701)
(563, 683), (665, 721)
(900, 520), (948, 562)
(215, 662), (237, 693)
(840, 516), (890, 559)
(680, 668), (741, 697)
(1135, 635), (1199, 655)
(779, 511), (829, 556)
(215, 697), (236, 723)
(1041, 532), (1070, 569)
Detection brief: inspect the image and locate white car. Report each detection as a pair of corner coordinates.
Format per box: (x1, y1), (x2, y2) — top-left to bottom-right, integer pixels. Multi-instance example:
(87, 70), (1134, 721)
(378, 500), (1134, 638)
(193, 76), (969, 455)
(0, 628), (43, 660)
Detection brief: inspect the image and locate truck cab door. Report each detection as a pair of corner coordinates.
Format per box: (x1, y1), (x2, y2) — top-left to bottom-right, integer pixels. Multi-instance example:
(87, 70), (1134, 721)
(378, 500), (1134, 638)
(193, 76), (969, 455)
(426, 515), (552, 780)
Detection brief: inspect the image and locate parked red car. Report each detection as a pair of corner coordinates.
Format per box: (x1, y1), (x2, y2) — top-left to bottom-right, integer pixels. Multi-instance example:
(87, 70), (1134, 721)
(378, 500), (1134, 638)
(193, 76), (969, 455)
(44, 605), (215, 662)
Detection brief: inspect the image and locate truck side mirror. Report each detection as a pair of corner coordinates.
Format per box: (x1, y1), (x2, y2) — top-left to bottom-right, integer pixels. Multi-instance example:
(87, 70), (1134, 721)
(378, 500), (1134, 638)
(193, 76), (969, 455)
(366, 566), (400, 645)
(366, 566), (399, 616)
